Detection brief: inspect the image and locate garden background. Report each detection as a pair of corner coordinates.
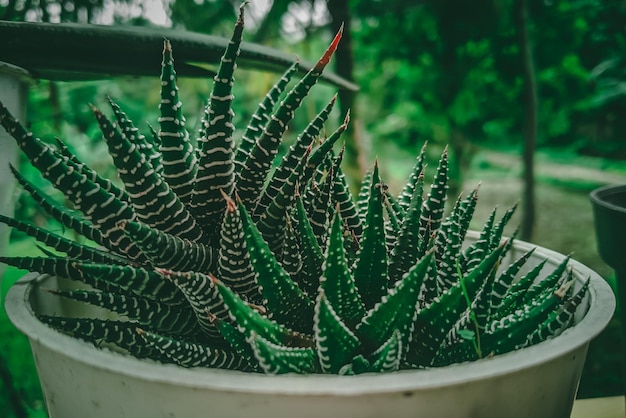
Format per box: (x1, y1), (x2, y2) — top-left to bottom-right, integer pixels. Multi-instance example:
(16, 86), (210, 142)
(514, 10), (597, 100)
(1, 1), (625, 416)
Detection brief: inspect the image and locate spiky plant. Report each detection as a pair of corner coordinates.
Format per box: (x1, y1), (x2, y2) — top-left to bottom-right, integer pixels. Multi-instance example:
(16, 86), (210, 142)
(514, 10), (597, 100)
(0, 8), (587, 375)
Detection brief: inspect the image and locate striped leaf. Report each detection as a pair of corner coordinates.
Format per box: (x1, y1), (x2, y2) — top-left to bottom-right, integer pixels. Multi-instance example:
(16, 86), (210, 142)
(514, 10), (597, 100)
(75, 262), (187, 306)
(217, 192), (261, 304)
(254, 95), (337, 220)
(118, 219), (215, 273)
(158, 39), (196, 205)
(51, 288), (199, 336)
(138, 329), (249, 370)
(190, 6), (244, 230)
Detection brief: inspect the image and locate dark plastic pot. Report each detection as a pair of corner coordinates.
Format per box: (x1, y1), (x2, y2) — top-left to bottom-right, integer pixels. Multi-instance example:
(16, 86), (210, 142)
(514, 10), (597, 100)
(590, 184), (626, 274)
(589, 183), (626, 400)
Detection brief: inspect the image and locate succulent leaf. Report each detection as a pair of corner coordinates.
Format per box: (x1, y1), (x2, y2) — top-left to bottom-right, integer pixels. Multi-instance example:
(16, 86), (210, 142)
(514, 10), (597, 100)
(388, 171), (424, 285)
(397, 142), (428, 212)
(254, 94), (336, 220)
(0, 214), (122, 265)
(217, 192), (261, 303)
(320, 211), (366, 329)
(75, 262), (187, 306)
(250, 332), (317, 374)
(419, 147), (449, 237)
(0, 256), (87, 283)
(138, 329), (248, 370)
(314, 291), (360, 374)
(118, 219), (215, 273)
(293, 193), (325, 297)
(369, 329), (403, 373)
(158, 39), (196, 205)
(156, 269), (227, 340)
(51, 288), (199, 336)
(409, 244), (505, 365)
(239, 200), (315, 334)
(10, 165), (106, 247)
(190, 6), (244, 231)
(39, 316), (164, 361)
(352, 163), (389, 309)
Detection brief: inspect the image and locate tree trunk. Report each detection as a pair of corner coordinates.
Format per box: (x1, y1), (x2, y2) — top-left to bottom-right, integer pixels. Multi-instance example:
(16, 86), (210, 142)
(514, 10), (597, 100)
(515, 0), (538, 242)
(326, 0), (365, 192)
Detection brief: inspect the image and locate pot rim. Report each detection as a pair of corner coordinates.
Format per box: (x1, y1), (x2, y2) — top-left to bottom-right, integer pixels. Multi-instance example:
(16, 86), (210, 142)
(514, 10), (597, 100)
(5, 233), (615, 396)
(590, 183), (626, 215)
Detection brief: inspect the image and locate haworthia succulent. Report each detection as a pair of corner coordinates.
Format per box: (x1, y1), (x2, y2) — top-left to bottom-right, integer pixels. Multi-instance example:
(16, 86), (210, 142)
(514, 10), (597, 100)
(0, 256), (88, 283)
(408, 244), (505, 366)
(0, 9), (589, 375)
(250, 332), (317, 374)
(293, 193), (325, 297)
(53, 138), (130, 204)
(39, 316), (165, 361)
(356, 249), (434, 357)
(0, 215), (121, 265)
(75, 262), (187, 306)
(255, 145), (312, 254)
(314, 291), (360, 374)
(156, 268), (228, 340)
(107, 97), (159, 174)
(398, 141), (428, 212)
(388, 171), (424, 286)
(419, 146), (449, 238)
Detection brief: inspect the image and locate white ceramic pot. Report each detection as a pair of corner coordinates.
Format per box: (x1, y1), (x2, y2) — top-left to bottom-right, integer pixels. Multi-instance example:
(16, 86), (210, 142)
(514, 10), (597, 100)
(5, 234), (615, 418)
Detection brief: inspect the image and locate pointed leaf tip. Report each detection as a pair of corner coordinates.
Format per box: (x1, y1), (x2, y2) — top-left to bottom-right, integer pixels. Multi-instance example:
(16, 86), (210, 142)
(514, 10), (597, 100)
(342, 109), (351, 127)
(238, 1), (248, 22)
(220, 189), (236, 212)
(163, 38), (172, 51)
(314, 25), (343, 72)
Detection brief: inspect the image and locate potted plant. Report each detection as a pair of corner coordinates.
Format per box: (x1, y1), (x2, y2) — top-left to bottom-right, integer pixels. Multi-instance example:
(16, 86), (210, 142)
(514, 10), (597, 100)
(1, 7), (615, 418)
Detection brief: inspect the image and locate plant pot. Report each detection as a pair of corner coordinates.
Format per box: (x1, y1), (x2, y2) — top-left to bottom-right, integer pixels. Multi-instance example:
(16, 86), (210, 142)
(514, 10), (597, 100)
(590, 184), (626, 274)
(5, 233), (615, 418)
(590, 183), (626, 397)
